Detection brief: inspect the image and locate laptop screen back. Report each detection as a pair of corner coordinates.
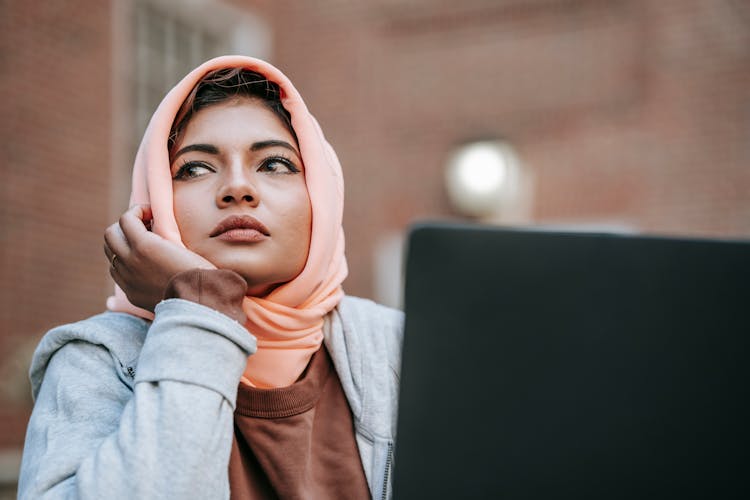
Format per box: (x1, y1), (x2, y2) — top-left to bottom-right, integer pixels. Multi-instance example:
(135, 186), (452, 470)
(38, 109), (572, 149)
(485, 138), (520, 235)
(393, 224), (750, 499)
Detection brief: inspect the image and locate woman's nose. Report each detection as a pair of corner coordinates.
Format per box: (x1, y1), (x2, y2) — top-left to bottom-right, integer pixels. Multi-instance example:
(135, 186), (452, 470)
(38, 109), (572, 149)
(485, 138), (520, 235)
(216, 168), (259, 208)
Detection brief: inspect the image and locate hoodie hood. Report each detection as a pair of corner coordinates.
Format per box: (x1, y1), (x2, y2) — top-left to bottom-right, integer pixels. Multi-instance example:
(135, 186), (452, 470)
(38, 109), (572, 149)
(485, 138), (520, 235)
(107, 55), (348, 388)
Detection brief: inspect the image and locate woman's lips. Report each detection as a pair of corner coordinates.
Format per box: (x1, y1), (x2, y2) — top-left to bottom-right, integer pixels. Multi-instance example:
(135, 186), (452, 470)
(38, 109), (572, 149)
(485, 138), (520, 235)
(210, 215), (270, 242)
(215, 228), (267, 242)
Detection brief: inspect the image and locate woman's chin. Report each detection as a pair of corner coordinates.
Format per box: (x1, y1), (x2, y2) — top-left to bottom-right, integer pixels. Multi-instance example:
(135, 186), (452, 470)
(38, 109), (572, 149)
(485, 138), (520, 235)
(187, 248), (305, 297)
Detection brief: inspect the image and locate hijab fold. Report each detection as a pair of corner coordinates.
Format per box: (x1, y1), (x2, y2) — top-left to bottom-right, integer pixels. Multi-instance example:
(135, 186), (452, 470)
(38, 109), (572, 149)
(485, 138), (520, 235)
(107, 56), (348, 388)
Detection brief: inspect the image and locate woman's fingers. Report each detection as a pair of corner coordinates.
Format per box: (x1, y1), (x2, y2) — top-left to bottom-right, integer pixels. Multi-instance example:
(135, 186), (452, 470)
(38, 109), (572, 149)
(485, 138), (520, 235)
(107, 204), (155, 268)
(119, 204), (153, 249)
(103, 221), (130, 264)
(108, 257), (124, 285)
(103, 243), (114, 265)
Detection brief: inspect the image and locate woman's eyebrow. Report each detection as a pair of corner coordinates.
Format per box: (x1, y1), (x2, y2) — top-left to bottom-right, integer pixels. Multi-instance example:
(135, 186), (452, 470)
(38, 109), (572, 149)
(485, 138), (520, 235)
(173, 143), (219, 159)
(251, 140), (300, 156)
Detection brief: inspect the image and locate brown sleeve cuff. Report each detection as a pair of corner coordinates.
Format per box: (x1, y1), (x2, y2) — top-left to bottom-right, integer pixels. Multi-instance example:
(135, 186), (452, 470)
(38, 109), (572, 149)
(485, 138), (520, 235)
(163, 269), (248, 324)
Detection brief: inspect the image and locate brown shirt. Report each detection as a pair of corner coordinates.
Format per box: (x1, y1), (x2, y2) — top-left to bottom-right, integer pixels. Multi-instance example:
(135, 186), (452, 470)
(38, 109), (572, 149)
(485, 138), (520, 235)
(228, 346), (370, 499)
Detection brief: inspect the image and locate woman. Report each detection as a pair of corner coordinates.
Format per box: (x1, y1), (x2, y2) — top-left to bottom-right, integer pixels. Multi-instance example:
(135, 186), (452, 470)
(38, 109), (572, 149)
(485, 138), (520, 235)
(19, 56), (403, 499)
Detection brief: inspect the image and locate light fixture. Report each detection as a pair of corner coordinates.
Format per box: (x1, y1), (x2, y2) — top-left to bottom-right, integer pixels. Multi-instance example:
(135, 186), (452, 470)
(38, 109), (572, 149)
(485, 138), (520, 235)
(444, 140), (522, 219)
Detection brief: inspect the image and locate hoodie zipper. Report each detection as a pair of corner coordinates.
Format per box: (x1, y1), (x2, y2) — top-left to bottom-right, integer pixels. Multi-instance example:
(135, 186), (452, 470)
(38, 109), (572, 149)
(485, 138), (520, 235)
(381, 441), (394, 500)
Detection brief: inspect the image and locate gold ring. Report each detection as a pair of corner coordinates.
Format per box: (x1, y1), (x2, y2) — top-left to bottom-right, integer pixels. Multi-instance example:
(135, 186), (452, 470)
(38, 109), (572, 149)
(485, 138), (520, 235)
(110, 254), (118, 267)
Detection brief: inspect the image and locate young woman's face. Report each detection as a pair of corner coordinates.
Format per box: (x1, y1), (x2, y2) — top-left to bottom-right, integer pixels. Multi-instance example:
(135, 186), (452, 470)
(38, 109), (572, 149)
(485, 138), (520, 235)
(170, 98), (311, 296)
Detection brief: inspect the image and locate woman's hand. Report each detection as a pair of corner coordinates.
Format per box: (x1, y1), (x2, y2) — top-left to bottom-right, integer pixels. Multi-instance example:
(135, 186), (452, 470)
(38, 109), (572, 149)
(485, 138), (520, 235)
(103, 204), (215, 312)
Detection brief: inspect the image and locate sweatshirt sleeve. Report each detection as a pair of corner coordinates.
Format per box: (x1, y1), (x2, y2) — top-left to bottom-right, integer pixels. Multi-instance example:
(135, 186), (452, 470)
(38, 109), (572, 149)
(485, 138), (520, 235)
(18, 283), (255, 500)
(163, 268), (248, 324)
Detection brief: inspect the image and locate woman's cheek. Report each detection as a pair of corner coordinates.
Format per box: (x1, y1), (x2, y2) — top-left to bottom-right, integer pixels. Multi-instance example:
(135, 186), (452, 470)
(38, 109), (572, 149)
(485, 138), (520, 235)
(173, 193), (202, 250)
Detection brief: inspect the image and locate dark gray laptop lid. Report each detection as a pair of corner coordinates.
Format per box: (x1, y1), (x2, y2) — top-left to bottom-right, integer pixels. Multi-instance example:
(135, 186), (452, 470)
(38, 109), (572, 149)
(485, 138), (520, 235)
(393, 223), (750, 499)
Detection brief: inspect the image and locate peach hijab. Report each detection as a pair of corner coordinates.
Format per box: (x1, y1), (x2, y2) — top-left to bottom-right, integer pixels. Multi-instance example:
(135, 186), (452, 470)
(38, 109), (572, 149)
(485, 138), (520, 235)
(107, 55), (348, 388)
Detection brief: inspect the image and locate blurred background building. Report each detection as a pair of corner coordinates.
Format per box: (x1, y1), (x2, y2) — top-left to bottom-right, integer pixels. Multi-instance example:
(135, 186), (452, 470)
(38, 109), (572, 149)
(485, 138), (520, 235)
(1, 0), (749, 494)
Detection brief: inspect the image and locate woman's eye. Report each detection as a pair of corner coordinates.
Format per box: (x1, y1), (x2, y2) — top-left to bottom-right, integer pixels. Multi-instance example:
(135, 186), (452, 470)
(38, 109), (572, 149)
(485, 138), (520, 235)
(173, 161), (213, 180)
(258, 157), (300, 174)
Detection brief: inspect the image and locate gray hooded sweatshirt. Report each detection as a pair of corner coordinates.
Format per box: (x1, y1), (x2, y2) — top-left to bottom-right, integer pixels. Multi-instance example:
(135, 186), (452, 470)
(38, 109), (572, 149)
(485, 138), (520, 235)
(18, 295), (403, 499)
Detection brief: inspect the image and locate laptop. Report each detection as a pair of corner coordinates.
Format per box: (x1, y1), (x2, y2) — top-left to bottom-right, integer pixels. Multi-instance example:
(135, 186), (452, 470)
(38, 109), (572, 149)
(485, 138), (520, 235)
(393, 223), (750, 499)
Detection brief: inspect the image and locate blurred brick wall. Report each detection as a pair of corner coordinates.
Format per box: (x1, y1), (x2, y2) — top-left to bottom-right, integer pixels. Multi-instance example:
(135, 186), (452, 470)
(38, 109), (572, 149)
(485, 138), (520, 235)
(0, 0), (113, 452)
(1, 0), (749, 479)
